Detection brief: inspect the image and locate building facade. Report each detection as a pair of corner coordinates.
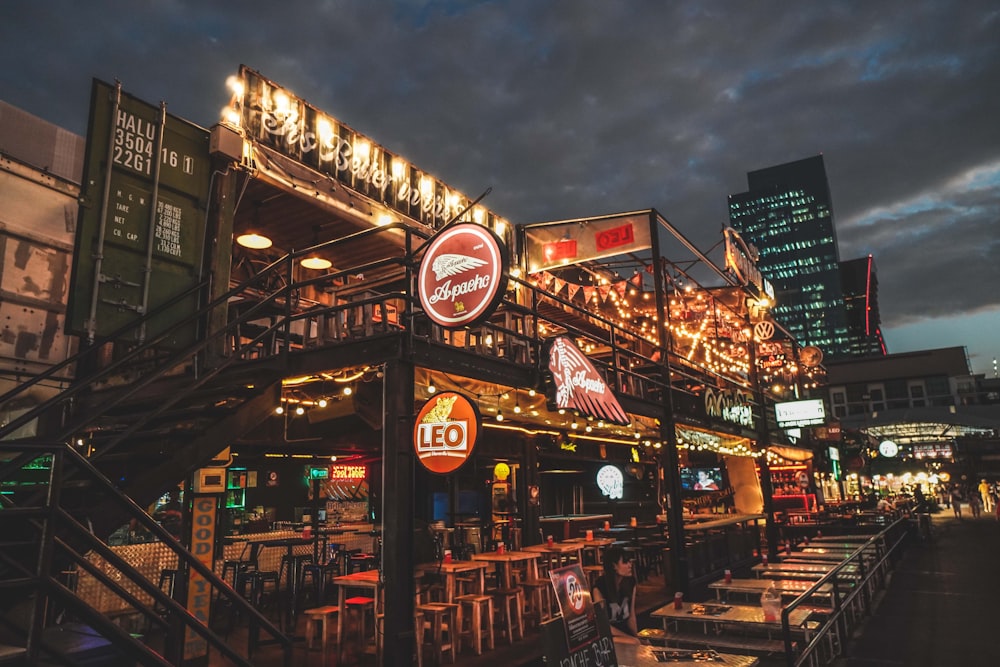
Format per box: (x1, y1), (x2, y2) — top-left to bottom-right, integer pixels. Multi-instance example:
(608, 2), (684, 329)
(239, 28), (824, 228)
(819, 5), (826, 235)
(728, 155), (852, 360)
(839, 255), (886, 359)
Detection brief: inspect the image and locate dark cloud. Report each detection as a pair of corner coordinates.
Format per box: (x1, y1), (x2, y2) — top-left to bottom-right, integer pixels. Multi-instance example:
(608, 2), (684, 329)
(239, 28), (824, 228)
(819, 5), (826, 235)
(1, 0), (998, 372)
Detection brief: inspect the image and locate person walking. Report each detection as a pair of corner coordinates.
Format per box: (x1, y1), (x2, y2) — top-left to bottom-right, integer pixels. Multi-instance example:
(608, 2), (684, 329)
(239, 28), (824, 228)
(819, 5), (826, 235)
(979, 479), (994, 514)
(950, 485), (963, 519)
(591, 545), (638, 639)
(969, 491), (982, 519)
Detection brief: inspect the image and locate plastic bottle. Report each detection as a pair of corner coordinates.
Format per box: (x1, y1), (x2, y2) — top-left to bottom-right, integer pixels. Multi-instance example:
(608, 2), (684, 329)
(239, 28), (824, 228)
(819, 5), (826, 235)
(760, 585), (781, 622)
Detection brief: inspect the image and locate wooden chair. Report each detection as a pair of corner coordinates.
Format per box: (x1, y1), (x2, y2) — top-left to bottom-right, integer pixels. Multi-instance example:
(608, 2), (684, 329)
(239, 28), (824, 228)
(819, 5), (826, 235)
(455, 594), (494, 655)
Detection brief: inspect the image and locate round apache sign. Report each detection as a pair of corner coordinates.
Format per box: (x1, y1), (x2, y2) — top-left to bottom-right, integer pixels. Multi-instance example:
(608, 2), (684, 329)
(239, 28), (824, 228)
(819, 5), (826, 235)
(418, 223), (509, 329)
(413, 391), (481, 474)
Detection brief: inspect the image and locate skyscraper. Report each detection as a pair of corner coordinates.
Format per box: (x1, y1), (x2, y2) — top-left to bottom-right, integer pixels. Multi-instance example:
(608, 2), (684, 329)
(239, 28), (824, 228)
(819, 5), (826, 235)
(728, 155), (852, 360)
(839, 255), (887, 358)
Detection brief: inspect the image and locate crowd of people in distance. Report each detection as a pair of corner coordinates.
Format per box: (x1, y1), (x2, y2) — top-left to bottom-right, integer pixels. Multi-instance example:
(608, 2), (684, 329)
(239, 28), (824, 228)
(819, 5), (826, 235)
(935, 480), (1000, 520)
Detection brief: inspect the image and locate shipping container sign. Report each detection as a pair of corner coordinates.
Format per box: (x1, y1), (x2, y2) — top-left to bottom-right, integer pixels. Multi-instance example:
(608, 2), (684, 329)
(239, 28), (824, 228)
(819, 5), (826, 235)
(67, 79), (210, 347)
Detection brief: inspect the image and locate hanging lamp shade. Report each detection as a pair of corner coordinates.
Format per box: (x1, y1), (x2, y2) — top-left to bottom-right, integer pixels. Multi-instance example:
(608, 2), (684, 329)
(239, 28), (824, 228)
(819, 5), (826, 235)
(236, 231), (272, 249)
(300, 255), (332, 270)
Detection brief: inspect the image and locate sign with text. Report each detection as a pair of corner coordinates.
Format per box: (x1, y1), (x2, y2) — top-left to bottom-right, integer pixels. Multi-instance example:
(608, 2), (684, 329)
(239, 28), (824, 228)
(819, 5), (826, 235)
(524, 212), (651, 273)
(548, 563), (600, 652)
(704, 387), (754, 429)
(774, 398), (827, 428)
(235, 66), (509, 233)
(329, 464), (367, 481)
(417, 223), (509, 329)
(724, 226), (774, 301)
(543, 336), (629, 425)
(68, 79), (210, 347)
(413, 391), (480, 474)
(183, 495), (217, 660)
(541, 569), (618, 667)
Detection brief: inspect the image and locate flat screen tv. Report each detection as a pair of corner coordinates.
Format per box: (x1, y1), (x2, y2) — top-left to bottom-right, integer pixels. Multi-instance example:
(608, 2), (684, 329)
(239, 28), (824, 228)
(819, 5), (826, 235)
(680, 467), (723, 491)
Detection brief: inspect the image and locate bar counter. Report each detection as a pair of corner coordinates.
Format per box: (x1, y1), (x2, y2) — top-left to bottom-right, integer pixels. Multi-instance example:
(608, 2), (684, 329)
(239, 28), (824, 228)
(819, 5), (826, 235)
(74, 525), (378, 614)
(538, 513), (613, 541)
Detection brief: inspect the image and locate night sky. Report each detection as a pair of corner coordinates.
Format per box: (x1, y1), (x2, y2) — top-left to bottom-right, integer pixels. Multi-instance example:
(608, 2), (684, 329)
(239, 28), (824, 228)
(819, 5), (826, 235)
(2, 1), (997, 375)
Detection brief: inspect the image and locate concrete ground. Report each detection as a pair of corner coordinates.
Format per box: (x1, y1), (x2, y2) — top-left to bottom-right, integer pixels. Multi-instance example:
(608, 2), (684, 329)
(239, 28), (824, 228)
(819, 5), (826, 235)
(833, 511), (1000, 667)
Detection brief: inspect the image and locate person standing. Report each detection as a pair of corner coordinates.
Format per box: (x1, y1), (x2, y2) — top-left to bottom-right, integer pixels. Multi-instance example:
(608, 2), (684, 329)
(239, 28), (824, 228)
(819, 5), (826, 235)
(950, 485), (963, 519)
(979, 479), (994, 514)
(969, 491), (982, 519)
(591, 545), (638, 638)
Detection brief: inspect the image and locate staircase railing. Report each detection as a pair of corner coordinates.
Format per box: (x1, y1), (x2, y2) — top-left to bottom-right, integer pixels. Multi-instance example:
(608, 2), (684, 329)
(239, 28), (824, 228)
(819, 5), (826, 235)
(0, 441), (293, 666)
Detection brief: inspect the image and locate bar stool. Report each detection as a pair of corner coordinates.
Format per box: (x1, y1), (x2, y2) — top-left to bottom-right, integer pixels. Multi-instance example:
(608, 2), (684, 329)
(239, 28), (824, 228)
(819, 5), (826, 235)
(153, 569), (178, 616)
(455, 594), (494, 655)
(520, 577), (552, 628)
(344, 596), (376, 648)
(491, 587), (523, 644)
(416, 602), (458, 664)
(303, 604), (339, 662)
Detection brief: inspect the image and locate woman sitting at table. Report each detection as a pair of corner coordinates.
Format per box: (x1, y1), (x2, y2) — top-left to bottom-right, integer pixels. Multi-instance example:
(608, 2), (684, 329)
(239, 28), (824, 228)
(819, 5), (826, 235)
(590, 545), (638, 638)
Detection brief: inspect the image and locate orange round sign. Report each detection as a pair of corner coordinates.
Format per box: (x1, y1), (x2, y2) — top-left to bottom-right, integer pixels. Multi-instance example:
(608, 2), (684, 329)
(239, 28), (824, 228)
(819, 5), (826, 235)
(413, 392), (481, 474)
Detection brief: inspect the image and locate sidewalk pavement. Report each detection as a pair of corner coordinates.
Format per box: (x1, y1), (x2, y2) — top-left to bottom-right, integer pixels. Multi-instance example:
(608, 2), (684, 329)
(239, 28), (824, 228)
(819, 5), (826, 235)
(835, 511), (1000, 667)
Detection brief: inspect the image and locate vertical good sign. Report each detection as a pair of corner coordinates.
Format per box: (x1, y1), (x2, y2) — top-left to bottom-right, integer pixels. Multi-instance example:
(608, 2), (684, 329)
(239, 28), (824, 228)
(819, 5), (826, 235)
(542, 336), (629, 425)
(413, 392), (480, 474)
(67, 79), (210, 347)
(183, 495), (217, 660)
(418, 223), (508, 329)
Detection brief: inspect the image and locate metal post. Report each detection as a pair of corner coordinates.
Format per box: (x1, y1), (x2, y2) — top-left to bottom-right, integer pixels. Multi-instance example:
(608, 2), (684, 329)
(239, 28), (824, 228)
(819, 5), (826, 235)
(381, 359), (415, 666)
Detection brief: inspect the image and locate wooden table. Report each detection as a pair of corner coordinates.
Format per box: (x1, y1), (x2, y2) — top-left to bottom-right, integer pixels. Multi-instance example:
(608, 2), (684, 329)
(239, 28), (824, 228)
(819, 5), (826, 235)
(564, 536), (615, 565)
(808, 535), (872, 544)
(522, 542), (584, 572)
(709, 578), (834, 602)
(471, 550), (540, 589)
(652, 601), (813, 634)
(613, 639), (759, 666)
(752, 562), (859, 580)
(799, 545), (875, 557)
(416, 560), (489, 602)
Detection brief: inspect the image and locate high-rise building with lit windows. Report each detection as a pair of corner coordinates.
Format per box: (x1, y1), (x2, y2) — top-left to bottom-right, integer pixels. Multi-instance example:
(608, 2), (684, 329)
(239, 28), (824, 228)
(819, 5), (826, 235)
(728, 155), (852, 360)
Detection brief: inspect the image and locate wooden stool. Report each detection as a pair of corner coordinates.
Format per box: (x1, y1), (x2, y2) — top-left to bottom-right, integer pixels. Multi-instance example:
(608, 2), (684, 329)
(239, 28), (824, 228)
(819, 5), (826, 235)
(414, 608), (425, 667)
(491, 587), (523, 644)
(416, 602), (458, 664)
(520, 578), (553, 628)
(456, 594), (494, 655)
(344, 596), (376, 647)
(303, 605), (339, 662)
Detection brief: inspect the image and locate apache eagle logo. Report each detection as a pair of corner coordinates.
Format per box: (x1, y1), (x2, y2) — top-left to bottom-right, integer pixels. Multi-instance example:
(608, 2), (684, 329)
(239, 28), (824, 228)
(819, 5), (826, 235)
(431, 253), (487, 281)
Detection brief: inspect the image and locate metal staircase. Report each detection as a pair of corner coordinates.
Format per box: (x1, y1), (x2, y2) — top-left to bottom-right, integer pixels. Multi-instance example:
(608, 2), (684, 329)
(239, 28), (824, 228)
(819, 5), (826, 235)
(0, 255), (305, 666)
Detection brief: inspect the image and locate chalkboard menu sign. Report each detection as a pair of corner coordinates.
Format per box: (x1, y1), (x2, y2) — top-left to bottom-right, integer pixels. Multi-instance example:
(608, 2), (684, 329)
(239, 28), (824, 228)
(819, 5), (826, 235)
(542, 563), (618, 666)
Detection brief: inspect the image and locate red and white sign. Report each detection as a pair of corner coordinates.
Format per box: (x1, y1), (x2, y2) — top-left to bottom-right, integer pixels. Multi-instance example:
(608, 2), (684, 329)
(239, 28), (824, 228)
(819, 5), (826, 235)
(418, 223), (508, 329)
(543, 336), (629, 425)
(413, 391), (481, 474)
